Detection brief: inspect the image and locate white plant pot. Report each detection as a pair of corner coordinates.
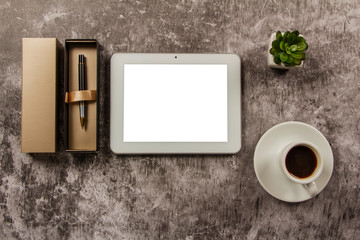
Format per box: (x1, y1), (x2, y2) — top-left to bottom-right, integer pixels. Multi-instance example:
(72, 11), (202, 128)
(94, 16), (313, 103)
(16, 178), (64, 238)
(267, 32), (304, 69)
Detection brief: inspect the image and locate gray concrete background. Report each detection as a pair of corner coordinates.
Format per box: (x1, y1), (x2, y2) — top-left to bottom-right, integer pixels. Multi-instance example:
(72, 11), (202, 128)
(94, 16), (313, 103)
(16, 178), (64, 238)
(1, 0), (360, 239)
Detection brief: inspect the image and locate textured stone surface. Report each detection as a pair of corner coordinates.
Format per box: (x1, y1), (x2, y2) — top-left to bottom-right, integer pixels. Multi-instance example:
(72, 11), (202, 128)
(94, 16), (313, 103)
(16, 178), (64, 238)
(1, 0), (360, 239)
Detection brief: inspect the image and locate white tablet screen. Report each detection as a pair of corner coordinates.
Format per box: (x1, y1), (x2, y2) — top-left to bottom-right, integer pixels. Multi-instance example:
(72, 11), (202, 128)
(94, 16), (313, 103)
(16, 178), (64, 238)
(123, 64), (228, 142)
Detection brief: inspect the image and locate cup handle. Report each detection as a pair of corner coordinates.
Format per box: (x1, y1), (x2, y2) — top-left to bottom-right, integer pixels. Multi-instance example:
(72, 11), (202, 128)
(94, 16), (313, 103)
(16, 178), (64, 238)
(303, 182), (318, 197)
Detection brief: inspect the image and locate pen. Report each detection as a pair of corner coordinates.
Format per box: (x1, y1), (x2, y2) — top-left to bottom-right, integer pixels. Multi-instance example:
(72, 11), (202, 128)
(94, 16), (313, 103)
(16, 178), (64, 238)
(78, 54), (86, 129)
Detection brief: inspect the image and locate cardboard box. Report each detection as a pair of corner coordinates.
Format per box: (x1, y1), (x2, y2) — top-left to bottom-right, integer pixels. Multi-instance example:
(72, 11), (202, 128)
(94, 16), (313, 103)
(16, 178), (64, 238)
(64, 40), (99, 152)
(21, 38), (60, 153)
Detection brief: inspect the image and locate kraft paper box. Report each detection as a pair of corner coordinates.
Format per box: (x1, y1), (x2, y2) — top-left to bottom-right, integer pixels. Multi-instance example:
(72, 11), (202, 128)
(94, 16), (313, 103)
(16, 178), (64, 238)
(21, 38), (100, 153)
(64, 39), (99, 152)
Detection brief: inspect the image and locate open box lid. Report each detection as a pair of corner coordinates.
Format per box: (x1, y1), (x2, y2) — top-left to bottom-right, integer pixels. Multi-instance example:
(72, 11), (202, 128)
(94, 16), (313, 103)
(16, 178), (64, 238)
(21, 38), (60, 153)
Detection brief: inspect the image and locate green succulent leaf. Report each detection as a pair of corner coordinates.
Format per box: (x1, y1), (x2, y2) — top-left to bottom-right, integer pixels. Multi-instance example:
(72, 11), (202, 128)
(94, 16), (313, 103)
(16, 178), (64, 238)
(280, 52), (288, 62)
(283, 31), (290, 41)
(290, 52), (305, 60)
(291, 30), (299, 37)
(276, 31), (282, 40)
(287, 34), (296, 45)
(272, 40), (281, 51)
(293, 59), (302, 65)
(270, 47), (276, 55)
(279, 41), (285, 51)
(294, 36), (306, 44)
(284, 43), (291, 54)
(286, 55), (294, 64)
(275, 52), (281, 58)
(272, 40), (276, 48)
(274, 56), (281, 64)
(289, 45), (297, 52)
(286, 47), (291, 55)
(296, 42), (308, 51)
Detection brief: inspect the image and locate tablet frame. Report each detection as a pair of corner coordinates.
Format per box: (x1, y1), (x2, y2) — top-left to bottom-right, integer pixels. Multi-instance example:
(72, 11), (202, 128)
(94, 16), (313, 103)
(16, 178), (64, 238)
(110, 53), (241, 154)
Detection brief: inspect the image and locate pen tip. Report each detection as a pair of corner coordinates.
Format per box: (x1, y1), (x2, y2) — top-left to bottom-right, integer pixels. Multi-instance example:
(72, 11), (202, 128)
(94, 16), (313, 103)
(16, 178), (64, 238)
(81, 117), (85, 129)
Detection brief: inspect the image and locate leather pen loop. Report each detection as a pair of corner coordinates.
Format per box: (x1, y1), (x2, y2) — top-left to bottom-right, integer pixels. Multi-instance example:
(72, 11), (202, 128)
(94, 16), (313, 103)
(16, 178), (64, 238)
(65, 90), (97, 103)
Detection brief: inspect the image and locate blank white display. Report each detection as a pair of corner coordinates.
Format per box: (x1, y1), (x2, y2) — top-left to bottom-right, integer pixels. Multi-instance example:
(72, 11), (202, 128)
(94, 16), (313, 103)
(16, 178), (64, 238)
(123, 64), (228, 142)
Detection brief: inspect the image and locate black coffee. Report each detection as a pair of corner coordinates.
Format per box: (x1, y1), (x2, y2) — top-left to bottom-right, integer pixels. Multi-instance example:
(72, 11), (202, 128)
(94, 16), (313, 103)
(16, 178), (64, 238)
(285, 146), (317, 178)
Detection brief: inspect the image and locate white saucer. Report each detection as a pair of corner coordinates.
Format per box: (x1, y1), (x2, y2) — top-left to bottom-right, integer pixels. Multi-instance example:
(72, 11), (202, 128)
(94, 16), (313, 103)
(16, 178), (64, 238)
(254, 121), (334, 202)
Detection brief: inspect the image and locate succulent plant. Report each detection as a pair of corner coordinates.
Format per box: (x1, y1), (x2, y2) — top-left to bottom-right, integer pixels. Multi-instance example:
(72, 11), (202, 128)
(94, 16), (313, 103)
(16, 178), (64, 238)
(270, 30), (308, 67)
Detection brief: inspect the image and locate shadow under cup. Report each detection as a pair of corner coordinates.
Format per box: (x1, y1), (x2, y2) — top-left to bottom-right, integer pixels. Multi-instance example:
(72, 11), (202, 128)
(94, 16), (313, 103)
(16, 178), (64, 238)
(281, 142), (324, 184)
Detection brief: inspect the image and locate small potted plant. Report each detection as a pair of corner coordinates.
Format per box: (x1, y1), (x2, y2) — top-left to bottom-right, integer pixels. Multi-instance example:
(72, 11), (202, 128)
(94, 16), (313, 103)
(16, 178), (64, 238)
(268, 30), (308, 69)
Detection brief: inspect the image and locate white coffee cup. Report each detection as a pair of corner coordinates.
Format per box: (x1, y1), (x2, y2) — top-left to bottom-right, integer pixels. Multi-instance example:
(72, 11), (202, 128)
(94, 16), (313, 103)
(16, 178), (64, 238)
(280, 141), (324, 197)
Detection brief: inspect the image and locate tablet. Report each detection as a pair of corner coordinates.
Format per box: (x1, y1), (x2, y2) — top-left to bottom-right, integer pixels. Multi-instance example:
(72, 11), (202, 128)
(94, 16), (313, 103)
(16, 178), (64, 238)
(110, 53), (241, 154)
